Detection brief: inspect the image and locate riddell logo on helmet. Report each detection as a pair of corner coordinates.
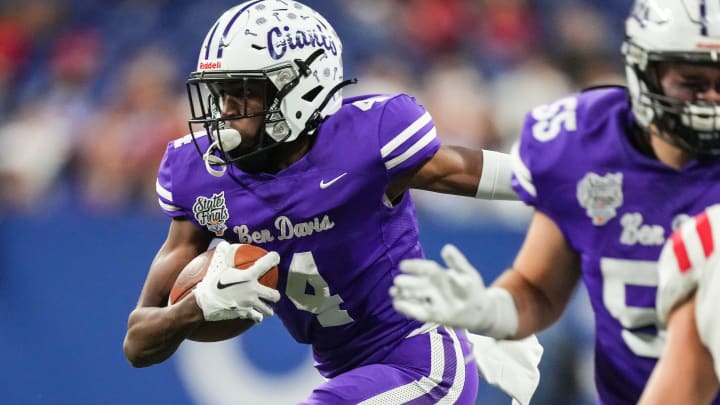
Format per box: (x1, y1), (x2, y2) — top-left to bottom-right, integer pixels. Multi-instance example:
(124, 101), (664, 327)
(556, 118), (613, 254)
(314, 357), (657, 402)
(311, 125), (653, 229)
(696, 42), (720, 50)
(199, 60), (222, 70)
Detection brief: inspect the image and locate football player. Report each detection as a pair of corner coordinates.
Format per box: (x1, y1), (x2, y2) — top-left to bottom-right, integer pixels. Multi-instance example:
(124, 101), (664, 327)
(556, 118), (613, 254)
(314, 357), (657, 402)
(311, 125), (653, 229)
(122, 1), (520, 403)
(391, 0), (720, 403)
(639, 205), (720, 405)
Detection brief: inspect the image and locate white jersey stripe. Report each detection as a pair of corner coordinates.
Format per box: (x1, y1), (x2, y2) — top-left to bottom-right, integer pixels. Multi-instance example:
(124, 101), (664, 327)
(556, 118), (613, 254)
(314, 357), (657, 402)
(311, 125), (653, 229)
(158, 199), (182, 212)
(510, 142), (536, 198)
(438, 328), (465, 404)
(156, 179), (173, 202)
(384, 128), (437, 170)
(380, 112), (432, 158)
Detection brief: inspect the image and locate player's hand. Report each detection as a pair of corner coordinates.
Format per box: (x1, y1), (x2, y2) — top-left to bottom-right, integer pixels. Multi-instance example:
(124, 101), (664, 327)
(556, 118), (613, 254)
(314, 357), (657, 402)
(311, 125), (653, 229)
(194, 241), (281, 323)
(390, 244), (518, 339)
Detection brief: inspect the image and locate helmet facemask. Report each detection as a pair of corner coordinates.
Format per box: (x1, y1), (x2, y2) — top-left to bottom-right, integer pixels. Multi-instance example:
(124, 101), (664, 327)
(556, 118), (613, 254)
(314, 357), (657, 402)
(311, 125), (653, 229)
(643, 86), (720, 156)
(187, 48), (355, 175)
(187, 69), (289, 176)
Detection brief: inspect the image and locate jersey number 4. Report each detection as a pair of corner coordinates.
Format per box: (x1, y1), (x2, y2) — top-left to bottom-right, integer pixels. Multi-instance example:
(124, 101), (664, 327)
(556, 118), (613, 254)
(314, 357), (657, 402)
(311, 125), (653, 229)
(285, 251), (354, 327)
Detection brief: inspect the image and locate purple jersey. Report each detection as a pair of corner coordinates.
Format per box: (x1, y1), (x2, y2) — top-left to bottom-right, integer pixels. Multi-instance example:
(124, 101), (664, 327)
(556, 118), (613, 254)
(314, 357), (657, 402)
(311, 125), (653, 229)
(511, 87), (720, 404)
(156, 94), (439, 378)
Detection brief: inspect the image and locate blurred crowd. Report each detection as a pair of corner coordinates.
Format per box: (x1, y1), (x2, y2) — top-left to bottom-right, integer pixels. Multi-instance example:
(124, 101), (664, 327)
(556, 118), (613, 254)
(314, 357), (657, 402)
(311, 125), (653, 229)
(0, 0), (628, 215)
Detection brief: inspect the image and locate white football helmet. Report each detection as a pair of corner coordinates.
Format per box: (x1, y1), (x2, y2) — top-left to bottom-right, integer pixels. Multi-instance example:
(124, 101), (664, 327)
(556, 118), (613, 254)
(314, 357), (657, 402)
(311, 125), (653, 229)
(186, 0), (353, 175)
(623, 0), (720, 155)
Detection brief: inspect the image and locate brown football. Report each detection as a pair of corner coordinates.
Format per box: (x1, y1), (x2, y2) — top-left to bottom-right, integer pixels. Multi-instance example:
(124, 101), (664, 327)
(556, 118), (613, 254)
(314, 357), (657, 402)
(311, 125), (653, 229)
(169, 244), (278, 342)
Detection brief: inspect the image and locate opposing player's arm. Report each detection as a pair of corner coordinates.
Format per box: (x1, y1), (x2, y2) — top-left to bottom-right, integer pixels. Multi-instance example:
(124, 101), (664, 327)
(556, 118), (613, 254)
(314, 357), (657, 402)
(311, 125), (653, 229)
(639, 296), (719, 405)
(386, 145), (516, 202)
(123, 218), (211, 367)
(493, 210), (582, 338)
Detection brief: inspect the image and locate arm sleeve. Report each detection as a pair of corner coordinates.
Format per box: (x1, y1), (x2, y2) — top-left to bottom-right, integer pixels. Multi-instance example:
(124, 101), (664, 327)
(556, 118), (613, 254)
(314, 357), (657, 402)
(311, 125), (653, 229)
(376, 94), (441, 181)
(656, 205), (720, 324)
(156, 142), (188, 218)
(509, 95), (581, 209)
(695, 256), (720, 381)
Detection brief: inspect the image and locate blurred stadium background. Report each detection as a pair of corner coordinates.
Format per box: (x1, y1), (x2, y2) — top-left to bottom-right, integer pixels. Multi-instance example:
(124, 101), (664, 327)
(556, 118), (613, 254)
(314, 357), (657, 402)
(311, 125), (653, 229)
(0, 0), (629, 404)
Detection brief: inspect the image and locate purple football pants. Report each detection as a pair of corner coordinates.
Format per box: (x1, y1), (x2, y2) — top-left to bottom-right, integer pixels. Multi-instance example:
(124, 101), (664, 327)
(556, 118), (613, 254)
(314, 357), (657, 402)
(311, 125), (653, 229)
(299, 326), (479, 404)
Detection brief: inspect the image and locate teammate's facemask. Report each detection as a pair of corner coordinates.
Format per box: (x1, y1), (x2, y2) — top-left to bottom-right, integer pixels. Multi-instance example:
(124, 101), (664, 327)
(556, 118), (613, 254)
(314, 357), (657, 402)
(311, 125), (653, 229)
(623, 0), (720, 156)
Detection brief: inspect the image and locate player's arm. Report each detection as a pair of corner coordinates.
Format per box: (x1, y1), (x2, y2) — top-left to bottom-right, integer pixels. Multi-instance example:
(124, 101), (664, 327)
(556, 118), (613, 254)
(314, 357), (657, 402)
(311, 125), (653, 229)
(123, 218), (211, 367)
(386, 145), (516, 202)
(639, 296), (719, 405)
(493, 210), (582, 338)
(391, 210), (580, 339)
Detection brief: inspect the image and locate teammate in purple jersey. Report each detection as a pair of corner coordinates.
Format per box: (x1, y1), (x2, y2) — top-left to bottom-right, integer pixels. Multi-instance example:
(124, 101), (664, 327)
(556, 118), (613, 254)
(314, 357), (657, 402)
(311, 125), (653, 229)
(122, 1), (519, 404)
(391, 0), (720, 404)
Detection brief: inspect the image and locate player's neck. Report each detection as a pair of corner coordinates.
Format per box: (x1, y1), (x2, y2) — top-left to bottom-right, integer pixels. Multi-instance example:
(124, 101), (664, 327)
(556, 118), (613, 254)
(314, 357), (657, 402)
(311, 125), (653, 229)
(231, 133), (315, 174)
(632, 124), (694, 170)
(629, 125), (656, 159)
(650, 135), (693, 170)
(265, 135), (314, 173)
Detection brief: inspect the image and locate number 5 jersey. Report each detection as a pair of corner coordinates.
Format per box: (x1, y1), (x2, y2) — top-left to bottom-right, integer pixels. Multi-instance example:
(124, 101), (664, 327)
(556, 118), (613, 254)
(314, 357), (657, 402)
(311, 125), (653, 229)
(511, 86), (720, 404)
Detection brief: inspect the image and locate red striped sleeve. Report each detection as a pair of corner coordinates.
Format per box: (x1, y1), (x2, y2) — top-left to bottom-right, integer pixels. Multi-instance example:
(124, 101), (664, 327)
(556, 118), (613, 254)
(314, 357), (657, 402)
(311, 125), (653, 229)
(696, 211), (715, 258)
(672, 230), (692, 273)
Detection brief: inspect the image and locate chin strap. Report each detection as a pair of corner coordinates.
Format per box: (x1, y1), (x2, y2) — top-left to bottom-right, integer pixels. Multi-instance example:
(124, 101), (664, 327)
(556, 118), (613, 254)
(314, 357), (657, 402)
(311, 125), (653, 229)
(203, 139), (228, 177)
(269, 49), (327, 114)
(203, 128), (244, 177)
(303, 78), (358, 135)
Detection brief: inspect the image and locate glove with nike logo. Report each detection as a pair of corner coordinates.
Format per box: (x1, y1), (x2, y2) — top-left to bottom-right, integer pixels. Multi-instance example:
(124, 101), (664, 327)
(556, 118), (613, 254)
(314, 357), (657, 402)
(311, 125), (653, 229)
(390, 244), (519, 339)
(194, 241), (281, 323)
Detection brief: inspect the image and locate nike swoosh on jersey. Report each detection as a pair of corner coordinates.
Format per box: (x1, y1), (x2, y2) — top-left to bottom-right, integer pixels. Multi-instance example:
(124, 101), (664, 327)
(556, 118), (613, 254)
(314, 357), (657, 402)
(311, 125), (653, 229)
(216, 280), (250, 289)
(320, 172), (348, 189)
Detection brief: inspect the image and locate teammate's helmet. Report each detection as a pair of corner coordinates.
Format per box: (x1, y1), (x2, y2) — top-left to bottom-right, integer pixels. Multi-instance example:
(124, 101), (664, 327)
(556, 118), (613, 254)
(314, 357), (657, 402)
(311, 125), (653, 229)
(623, 0), (720, 156)
(186, 0), (347, 175)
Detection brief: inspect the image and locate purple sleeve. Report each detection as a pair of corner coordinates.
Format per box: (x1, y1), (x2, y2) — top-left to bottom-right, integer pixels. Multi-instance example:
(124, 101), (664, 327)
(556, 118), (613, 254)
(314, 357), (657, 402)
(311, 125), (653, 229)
(156, 141), (189, 219)
(510, 113), (541, 207)
(510, 94), (582, 212)
(376, 95), (440, 180)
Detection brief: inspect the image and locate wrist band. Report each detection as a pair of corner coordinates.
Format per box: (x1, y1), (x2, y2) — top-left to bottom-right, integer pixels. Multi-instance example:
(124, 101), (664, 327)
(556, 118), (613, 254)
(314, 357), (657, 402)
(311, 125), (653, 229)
(475, 149), (518, 200)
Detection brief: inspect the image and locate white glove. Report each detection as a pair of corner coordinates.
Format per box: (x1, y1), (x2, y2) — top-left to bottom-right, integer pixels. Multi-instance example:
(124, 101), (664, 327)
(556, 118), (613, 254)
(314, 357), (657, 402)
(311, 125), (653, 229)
(390, 244), (518, 339)
(194, 241), (281, 323)
(468, 333), (543, 405)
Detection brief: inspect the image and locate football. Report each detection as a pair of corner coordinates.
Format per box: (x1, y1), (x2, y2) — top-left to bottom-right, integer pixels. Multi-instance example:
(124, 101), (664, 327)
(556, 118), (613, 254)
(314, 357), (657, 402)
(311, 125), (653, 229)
(169, 244), (279, 342)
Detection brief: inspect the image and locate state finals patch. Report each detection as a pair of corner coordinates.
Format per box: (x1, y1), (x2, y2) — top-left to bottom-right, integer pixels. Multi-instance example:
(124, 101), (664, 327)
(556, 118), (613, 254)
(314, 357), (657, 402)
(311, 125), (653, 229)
(192, 191), (230, 236)
(577, 172), (624, 226)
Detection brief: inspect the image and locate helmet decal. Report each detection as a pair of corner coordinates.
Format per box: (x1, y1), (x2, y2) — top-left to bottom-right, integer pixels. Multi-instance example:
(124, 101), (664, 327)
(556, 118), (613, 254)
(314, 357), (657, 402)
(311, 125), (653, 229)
(267, 23), (339, 60)
(629, 0), (670, 28)
(203, 0), (265, 61)
(700, 0), (720, 37)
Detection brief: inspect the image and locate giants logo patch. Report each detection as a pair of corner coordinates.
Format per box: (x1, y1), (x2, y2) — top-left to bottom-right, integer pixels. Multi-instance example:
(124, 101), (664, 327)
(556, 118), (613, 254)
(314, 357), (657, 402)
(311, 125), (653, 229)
(577, 172), (624, 226)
